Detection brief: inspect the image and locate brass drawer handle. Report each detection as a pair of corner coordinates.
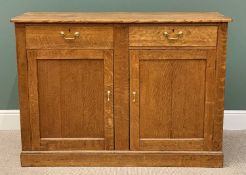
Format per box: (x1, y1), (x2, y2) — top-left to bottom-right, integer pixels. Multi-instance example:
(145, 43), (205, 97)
(163, 31), (183, 40)
(60, 31), (80, 40)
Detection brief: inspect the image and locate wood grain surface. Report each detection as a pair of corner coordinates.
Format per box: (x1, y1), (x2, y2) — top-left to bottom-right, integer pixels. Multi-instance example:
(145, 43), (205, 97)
(27, 49), (114, 151)
(130, 49), (216, 151)
(11, 12), (232, 23)
(130, 50), (140, 151)
(13, 14), (230, 167)
(213, 23), (228, 151)
(15, 24), (32, 151)
(21, 150), (223, 167)
(26, 25), (113, 49)
(129, 25), (218, 47)
(113, 24), (130, 150)
(27, 51), (40, 150)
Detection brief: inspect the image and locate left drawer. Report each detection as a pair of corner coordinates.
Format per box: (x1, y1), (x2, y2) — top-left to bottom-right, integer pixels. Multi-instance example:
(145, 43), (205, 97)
(26, 25), (114, 49)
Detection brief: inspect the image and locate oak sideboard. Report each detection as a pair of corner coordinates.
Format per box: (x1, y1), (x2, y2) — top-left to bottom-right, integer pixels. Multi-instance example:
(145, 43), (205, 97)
(11, 12), (232, 167)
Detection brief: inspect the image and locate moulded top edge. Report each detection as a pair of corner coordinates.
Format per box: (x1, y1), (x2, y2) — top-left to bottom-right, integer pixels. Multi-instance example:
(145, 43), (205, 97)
(11, 12), (232, 23)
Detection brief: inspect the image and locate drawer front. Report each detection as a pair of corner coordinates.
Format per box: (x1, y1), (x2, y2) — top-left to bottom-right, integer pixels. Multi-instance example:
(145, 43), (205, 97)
(129, 25), (218, 47)
(26, 25), (113, 49)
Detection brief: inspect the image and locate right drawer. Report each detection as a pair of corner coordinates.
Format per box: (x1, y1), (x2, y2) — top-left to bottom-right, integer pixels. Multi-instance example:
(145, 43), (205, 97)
(129, 25), (218, 47)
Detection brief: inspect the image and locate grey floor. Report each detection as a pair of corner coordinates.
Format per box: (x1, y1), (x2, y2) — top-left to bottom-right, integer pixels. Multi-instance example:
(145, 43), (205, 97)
(0, 130), (246, 175)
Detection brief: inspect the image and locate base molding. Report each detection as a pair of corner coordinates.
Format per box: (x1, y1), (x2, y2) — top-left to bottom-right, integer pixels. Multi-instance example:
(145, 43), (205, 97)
(21, 150), (223, 167)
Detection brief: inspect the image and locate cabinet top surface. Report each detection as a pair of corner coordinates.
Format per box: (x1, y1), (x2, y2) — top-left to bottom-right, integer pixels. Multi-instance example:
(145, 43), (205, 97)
(11, 12), (232, 23)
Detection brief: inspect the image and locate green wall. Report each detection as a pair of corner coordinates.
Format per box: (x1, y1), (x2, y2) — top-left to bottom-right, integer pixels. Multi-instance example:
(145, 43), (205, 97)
(0, 0), (245, 109)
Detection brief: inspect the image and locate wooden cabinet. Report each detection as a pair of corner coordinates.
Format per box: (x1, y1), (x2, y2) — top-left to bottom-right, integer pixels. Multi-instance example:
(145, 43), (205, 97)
(11, 12), (232, 167)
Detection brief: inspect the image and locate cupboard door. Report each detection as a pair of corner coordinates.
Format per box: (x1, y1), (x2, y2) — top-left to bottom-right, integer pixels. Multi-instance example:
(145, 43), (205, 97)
(130, 49), (216, 151)
(27, 49), (114, 151)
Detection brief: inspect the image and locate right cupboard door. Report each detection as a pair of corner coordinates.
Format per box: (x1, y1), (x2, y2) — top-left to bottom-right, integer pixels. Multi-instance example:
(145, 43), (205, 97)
(130, 49), (216, 151)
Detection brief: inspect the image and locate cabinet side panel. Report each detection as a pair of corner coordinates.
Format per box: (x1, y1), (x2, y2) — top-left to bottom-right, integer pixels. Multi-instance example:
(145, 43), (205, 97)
(15, 24), (32, 150)
(114, 25), (130, 150)
(213, 23), (228, 151)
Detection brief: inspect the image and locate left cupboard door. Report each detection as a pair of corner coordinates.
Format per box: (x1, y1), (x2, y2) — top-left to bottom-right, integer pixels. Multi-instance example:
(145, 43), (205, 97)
(27, 49), (114, 151)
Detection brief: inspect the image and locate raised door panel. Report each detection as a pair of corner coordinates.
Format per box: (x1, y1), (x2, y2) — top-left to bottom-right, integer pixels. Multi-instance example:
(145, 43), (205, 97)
(130, 49), (216, 151)
(27, 49), (113, 151)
